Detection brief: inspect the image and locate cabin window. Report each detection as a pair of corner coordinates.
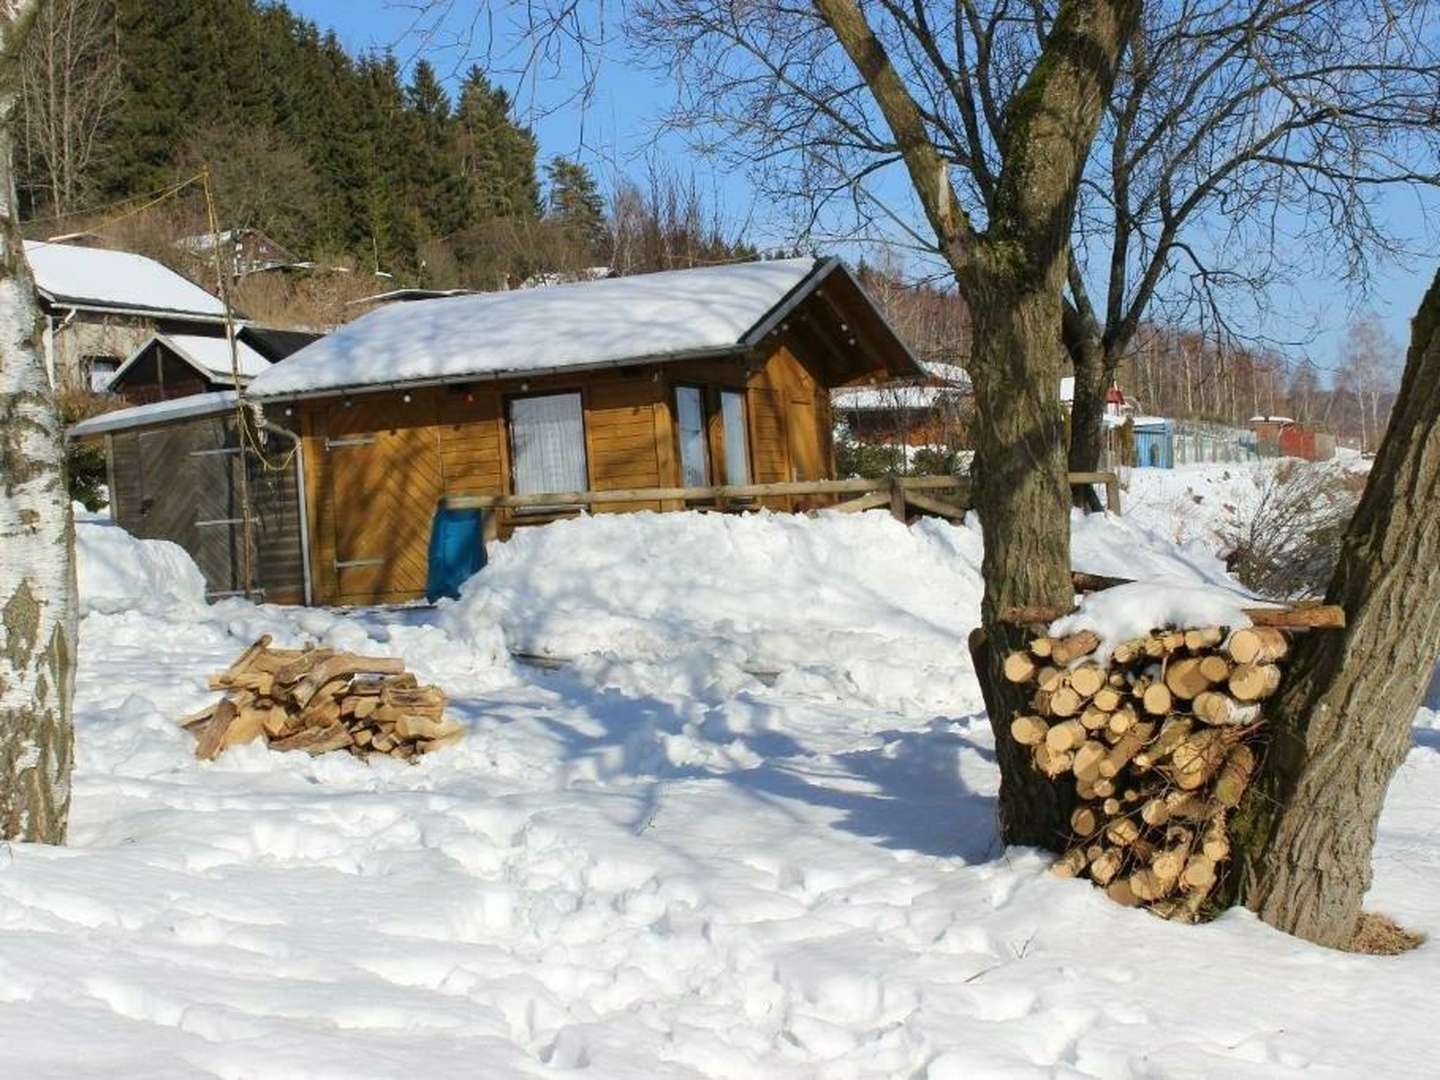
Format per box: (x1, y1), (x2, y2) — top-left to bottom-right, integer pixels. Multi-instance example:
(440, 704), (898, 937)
(83, 354), (121, 392)
(720, 390), (751, 485)
(509, 392), (588, 497)
(675, 386), (710, 487)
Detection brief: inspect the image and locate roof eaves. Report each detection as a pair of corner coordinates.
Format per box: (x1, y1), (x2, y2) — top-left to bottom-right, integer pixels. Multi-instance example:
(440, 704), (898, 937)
(248, 343), (750, 403)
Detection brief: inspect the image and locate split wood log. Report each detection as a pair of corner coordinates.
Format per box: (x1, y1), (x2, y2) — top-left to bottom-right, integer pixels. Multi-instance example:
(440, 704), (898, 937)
(1072, 740), (1107, 783)
(1049, 686), (1084, 718)
(1105, 817), (1141, 846)
(1169, 729), (1232, 790)
(1070, 806), (1102, 837)
(1069, 664), (1106, 698)
(1045, 719), (1087, 752)
(1091, 686), (1124, 712)
(1164, 658), (1214, 700)
(1202, 814), (1231, 862)
(1191, 690), (1261, 727)
(1183, 627), (1224, 651)
(1105, 878), (1141, 906)
(1052, 847), (1089, 877)
(289, 654), (407, 709)
(1141, 682), (1173, 715)
(1133, 717), (1194, 770)
(1213, 744), (1257, 808)
(1228, 662), (1282, 702)
(1010, 715), (1048, 746)
(1051, 631), (1101, 666)
(1003, 651), (1036, 683)
(1227, 626), (1290, 664)
(1100, 720), (1156, 778)
(1197, 655), (1232, 684)
(1033, 744), (1074, 778)
(1090, 849), (1124, 885)
(1079, 706), (1110, 731)
(1029, 636), (1054, 658)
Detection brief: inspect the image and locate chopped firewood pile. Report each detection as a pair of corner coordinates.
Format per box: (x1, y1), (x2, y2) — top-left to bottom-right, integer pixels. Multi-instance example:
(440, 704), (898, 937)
(1005, 622), (1303, 921)
(179, 635), (461, 762)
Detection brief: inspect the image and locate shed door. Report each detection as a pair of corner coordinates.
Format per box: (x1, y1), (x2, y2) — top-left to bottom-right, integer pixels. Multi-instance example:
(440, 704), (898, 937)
(786, 399), (823, 481)
(324, 398), (442, 603)
(187, 422), (248, 597)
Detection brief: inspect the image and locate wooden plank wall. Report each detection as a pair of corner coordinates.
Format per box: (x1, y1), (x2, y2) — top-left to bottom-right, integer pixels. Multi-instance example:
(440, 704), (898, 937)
(108, 415), (305, 602)
(587, 378), (662, 512)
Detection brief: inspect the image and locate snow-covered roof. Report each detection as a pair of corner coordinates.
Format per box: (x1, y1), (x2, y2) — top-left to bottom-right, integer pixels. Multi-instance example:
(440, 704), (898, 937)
(833, 383), (957, 411)
(248, 258), (837, 400)
(1249, 415), (1296, 424)
(24, 240), (228, 320)
(68, 391), (238, 438)
(107, 332), (271, 391)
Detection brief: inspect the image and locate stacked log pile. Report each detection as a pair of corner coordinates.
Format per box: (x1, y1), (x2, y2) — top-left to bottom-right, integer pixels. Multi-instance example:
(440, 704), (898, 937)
(1005, 624), (1298, 921)
(179, 635), (461, 762)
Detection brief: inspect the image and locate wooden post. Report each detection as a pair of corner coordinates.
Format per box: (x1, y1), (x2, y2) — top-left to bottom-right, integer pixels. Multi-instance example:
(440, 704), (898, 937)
(888, 474), (906, 522)
(1105, 473), (1121, 514)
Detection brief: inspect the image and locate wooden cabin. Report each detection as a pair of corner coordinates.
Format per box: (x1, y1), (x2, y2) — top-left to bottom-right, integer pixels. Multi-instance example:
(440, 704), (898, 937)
(240, 257), (921, 606)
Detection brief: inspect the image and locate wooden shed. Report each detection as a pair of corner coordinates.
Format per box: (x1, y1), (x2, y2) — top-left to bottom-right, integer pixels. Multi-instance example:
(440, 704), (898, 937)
(106, 326), (321, 405)
(70, 394), (309, 604)
(246, 257), (922, 606)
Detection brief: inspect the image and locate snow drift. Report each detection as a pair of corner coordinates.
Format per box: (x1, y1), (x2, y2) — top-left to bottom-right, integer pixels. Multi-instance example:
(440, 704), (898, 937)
(75, 513), (208, 615)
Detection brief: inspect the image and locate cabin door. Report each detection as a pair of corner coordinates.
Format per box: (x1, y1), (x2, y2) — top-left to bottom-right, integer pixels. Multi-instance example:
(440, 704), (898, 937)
(322, 396), (442, 604)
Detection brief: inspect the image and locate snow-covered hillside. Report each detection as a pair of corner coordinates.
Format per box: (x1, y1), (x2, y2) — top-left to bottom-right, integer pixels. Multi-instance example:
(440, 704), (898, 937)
(1, 483), (1437, 1078)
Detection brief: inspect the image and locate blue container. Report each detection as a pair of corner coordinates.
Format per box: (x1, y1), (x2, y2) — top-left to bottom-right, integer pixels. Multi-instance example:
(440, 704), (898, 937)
(426, 505), (487, 603)
(1133, 421), (1175, 469)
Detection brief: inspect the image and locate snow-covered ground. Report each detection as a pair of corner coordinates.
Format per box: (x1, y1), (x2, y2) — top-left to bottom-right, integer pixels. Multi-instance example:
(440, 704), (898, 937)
(2, 468), (1438, 1078)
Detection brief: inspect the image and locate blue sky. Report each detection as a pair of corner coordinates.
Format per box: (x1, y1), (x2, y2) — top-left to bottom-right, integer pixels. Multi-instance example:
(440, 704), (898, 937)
(289, 0), (1436, 371)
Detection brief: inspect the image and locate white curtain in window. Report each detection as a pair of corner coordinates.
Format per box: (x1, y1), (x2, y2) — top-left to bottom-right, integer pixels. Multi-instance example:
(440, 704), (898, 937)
(721, 391), (750, 484)
(676, 386), (709, 486)
(511, 393), (588, 495)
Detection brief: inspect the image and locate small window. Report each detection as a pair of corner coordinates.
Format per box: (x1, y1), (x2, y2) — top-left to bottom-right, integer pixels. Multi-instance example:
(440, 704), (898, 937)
(720, 390), (750, 485)
(675, 386), (710, 487)
(509, 392), (588, 498)
(83, 354), (121, 392)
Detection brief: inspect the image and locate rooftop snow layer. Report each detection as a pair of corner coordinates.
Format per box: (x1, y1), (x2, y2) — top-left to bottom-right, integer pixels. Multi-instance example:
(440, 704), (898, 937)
(25, 240), (228, 318)
(68, 391), (238, 438)
(164, 333), (271, 379)
(247, 258), (822, 398)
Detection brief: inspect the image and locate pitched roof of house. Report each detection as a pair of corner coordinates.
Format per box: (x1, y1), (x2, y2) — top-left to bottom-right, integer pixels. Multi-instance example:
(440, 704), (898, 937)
(25, 240), (229, 320)
(247, 257), (921, 399)
(107, 332), (271, 391)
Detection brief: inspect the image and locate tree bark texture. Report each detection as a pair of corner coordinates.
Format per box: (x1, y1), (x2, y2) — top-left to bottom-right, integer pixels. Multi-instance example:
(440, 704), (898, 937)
(0, 0), (75, 845)
(1230, 269), (1440, 947)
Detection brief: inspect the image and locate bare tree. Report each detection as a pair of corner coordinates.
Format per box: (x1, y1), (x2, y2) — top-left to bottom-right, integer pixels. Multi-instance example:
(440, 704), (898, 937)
(1, 0), (77, 844)
(18, 0), (120, 216)
(1336, 316), (1400, 453)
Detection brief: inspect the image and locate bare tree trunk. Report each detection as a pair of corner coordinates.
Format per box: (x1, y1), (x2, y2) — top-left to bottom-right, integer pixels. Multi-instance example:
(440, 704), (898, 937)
(967, 265), (1076, 846)
(1230, 270), (1440, 948)
(0, 0), (74, 845)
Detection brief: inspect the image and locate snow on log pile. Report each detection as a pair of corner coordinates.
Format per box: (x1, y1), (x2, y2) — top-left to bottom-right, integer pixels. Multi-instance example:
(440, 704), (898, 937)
(1005, 619), (1307, 921)
(179, 635), (461, 762)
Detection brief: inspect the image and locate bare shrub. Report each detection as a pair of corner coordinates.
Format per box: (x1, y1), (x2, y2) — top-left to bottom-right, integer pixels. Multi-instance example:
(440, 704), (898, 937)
(1224, 461), (1365, 599)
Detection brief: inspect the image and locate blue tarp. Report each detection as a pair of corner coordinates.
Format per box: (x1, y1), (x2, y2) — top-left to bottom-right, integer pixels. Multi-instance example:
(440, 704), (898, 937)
(426, 505), (487, 603)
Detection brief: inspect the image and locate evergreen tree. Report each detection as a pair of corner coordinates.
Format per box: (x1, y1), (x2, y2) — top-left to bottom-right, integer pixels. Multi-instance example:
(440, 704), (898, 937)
(544, 156), (607, 262)
(455, 68), (540, 221)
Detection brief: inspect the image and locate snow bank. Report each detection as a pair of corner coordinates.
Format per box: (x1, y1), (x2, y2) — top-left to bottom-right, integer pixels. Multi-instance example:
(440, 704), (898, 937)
(446, 509), (989, 714)
(75, 516), (207, 615)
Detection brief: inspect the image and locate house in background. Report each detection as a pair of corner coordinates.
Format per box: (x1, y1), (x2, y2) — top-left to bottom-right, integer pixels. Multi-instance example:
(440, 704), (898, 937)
(242, 256), (921, 606)
(832, 361), (972, 448)
(106, 326), (322, 405)
(27, 238), (234, 392)
(176, 228), (303, 281)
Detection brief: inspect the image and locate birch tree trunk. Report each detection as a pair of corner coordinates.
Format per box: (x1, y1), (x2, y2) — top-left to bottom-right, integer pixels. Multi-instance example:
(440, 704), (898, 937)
(1230, 269), (1440, 947)
(0, 0), (75, 845)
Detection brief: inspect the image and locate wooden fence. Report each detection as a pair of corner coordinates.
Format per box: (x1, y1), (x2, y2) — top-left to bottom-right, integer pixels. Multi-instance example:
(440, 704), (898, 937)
(444, 471), (1121, 538)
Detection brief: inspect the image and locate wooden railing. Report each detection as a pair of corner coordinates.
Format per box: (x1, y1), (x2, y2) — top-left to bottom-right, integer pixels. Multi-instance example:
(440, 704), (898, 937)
(443, 471), (1121, 528)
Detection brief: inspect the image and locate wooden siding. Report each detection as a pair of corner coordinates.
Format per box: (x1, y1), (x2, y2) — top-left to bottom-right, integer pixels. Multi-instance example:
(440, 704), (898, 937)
(587, 379), (663, 512)
(108, 414), (304, 602)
